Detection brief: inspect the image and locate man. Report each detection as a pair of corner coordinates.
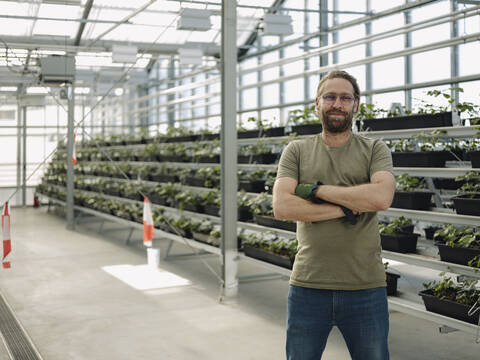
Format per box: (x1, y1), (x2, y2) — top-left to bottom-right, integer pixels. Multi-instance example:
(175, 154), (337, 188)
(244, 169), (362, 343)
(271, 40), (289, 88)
(273, 70), (396, 360)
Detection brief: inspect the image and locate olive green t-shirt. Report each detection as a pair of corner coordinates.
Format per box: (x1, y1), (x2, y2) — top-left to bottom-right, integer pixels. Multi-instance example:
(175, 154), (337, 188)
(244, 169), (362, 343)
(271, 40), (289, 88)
(277, 133), (394, 290)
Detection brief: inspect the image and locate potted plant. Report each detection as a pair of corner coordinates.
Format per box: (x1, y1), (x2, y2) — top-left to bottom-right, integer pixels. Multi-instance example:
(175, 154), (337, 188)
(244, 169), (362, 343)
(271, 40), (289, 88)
(419, 273), (480, 325)
(174, 190), (201, 213)
(390, 174), (434, 210)
(384, 262), (400, 296)
(379, 216), (419, 253)
(237, 191), (253, 222)
(451, 171), (480, 216)
(200, 190), (221, 216)
(170, 216), (193, 238)
(464, 137), (480, 168)
(264, 170), (277, 194)
(192, 139), (220, 163)
(190, 219), (215, 244)
(389, 133), (451, 168)
(238, 139), (278, 164)
(424, 225), (442, 240)
(242, 231), (297, 269)
(289, 105), (322, 135)
(238, 169), (266, 193)
(249, 193), (296, 232)
(434, 225), (480, 266)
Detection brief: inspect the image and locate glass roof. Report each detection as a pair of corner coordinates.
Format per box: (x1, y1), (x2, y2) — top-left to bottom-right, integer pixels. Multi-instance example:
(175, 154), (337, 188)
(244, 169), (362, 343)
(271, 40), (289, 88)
(0, 0), (284, 88)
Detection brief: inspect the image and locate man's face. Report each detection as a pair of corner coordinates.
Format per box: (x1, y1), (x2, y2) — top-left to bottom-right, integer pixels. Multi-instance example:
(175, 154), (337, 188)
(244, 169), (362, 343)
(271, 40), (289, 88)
(315, 78), (359, 134)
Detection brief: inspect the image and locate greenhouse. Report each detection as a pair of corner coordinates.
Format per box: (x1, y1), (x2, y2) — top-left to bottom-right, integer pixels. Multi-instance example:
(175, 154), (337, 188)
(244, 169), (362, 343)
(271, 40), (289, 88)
(0, 1), (480, 359)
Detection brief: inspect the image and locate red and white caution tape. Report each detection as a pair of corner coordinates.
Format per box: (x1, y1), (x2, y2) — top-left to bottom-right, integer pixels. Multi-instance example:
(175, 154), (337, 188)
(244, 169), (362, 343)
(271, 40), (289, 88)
(72, 132), (77, 166)
(2, 202), (11, 269)
(143, 197), (154, 247)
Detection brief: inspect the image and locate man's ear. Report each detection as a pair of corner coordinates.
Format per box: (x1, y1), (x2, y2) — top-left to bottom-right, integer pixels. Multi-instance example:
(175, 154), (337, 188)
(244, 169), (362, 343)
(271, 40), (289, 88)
(315, 97), (320, 112)
(353, 98), (359, 113)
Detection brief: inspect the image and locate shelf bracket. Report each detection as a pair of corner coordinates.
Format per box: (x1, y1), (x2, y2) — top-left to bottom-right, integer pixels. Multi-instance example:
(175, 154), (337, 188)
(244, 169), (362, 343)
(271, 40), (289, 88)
(439, 325), (459, 334)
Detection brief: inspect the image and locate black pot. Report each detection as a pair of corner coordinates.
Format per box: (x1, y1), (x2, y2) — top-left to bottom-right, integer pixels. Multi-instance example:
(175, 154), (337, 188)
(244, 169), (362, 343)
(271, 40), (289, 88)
(238, 153), (278, 164)
(243, 245), (294, 269)
(435, 242), (480, 266)
(238, 130), (260, 139)
(262, 127), (285, 137)
(238, 180), (266, 193)
(390, 191), (434, 210)
(238, 206), (253, 222)
(151, 174), (178, 183)
(419, 289), (480, 325)
(392, 151), (449, 167)
(196, 155), (220, 163)
(386, 272), (400, 296)
(357, 112), (453, 131)
(291, 123), (322, 135)
(467, 151), (480, 168)
(199, 133), (220, 141)
(255, 214), (296, 232)
(380, 233), (419, 253)
(165, 135), (198, 143)
(452, 194), (480, 216)
(203, 205), (220, 216)
(432, 178), (466, 190)
(184, 177), (207, 187)
(424, 226), (441, 240)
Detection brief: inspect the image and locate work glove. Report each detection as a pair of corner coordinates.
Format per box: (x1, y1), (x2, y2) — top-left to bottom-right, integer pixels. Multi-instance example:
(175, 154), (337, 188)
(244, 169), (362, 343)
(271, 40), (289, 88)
(294, 182), (359, 225)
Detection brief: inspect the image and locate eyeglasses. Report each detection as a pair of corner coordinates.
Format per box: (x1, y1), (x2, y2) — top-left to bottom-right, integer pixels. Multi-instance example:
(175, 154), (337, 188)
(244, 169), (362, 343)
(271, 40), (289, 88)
(322, 94), (355, 104)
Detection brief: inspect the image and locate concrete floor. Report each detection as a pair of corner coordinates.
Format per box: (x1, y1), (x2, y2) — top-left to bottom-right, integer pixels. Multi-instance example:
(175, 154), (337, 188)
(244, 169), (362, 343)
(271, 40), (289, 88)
(0, 207), (479, 360)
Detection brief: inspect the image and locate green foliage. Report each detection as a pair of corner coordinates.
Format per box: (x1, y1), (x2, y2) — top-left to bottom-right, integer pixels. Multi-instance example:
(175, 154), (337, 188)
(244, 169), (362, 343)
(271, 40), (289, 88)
(423, 273), (480, 306)
(455, 171), (480, 196)
(395, 174), (427, 192)
(378, 216), (413, 235)
(247, 192), (273, 216)
(289, 105), (319, 125)
(434, 224), (480, 249)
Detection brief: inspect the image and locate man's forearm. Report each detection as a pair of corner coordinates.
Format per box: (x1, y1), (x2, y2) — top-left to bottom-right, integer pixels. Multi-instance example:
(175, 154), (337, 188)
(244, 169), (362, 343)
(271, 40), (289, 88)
(273, 193), (345, 222)
(314, 183), (391, 212)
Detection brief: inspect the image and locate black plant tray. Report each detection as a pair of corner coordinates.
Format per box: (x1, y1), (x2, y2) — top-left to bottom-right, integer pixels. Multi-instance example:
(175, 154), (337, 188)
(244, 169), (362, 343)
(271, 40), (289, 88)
(386, 272), (400, 296)
(255, 214), (296, 232)
(435, 242), (480, 266)
(151, 174), (178, 183)
(237, 130), (260, 139)
(237, 153), (278, 164)
(467, 151), (480, 168)
(238, 206), (253, 222)
(203, 205), (220, 216)
(381, 233), (419, 253)
(196, 155), (220, 163)
(357, 112), (453, 131)
(433, 178), (465, 190)
(452, 194), (480, 216)
(392, 151), (449, 167)
(198, 133), (220, 141)
(164, 135), (199, 143)
(424, 226), (441, 240)
(243, 245), (294, 269)
(184, 177), (207, 187)
(291, 123), (322, 135)
(238, 180), (266, 193)
(262, 127), (285, 137)
(390, 191), (434, 210)
(192, 231), (218, 246)
(419, 289), (480, 325)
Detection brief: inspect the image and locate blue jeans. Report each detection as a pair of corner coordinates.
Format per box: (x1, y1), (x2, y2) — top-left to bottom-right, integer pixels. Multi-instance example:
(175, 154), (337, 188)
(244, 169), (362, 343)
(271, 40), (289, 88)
(286, 285), (389, 360)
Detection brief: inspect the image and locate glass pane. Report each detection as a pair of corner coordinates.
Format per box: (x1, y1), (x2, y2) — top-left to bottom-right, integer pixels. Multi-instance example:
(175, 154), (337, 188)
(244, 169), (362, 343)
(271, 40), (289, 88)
(262, 84), (279, 107)
(283, 78), (304, 103)
(372, 58), (404, 89)
(411, 48), (450, 83)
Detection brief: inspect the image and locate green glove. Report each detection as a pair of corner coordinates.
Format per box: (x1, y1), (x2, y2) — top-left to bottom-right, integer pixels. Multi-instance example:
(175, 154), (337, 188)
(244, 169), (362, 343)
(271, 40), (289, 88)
(295, 183), (317, 200)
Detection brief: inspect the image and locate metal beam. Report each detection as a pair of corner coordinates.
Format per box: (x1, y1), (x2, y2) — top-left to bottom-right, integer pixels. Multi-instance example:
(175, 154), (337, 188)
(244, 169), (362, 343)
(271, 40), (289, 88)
(87, 0), (158, 47)
(221, 0), (238, 297)
(74, 0), (94, 46)
(66, 85), (75, 229)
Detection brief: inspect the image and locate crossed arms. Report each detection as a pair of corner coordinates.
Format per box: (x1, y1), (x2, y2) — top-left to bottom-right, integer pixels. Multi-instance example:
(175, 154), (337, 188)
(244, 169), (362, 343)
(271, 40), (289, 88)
(272, 171), (396, 223)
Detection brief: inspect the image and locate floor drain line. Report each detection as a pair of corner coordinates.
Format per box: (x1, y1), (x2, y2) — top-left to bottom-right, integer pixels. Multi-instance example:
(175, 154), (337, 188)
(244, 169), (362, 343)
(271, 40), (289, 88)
(0, 291), (43, 360)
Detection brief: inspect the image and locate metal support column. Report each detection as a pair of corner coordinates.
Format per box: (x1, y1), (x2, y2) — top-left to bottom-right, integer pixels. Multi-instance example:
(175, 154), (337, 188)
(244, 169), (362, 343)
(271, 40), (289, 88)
(221, 0), (238, 297)
(303, 0), (310, 103)
(256, 37), (263, 123)
(22, 105), (27, 207)
(319, 0), (329, 75)
(450, 0), (459, 107)
(365, 0), (373, 105)
(332, 0), (339, 65)
(16, 102), (22, 207)
(66, 85), (75, 230)
(404, 5), (413, 110)
(279, 38), (285, 124)
(167, 56), (176, 127)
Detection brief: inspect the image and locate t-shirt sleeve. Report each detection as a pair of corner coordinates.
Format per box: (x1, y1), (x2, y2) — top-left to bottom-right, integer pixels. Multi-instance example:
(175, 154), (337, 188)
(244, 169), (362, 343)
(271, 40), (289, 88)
(276, 141), (300, 181)
(369, 140), (394, 178)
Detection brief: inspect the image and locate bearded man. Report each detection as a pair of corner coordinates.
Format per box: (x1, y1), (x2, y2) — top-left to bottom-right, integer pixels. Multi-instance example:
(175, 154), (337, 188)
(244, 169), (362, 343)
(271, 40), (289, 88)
(273, 70), (396, 360)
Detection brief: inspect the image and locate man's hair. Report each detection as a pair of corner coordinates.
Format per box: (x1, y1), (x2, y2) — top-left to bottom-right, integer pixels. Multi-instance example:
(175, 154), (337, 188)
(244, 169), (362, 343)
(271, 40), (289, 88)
(316, 70), (360, 100)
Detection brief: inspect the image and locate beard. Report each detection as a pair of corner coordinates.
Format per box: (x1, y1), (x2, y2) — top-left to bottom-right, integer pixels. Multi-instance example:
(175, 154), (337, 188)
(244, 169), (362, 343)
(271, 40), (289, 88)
(321, 108), (354, 133)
